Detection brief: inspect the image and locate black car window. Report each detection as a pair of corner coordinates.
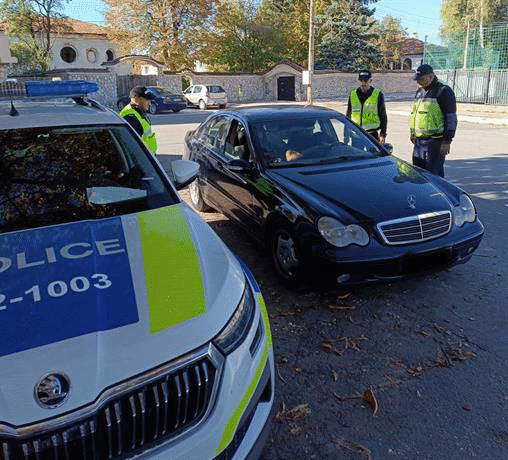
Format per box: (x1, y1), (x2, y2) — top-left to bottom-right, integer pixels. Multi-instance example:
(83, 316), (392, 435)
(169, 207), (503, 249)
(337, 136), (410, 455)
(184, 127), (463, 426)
(203, 117), (230, 152)
(251, 115), (385, 167)
(224, 121), (249, 161)
(0, 125), (177, 233)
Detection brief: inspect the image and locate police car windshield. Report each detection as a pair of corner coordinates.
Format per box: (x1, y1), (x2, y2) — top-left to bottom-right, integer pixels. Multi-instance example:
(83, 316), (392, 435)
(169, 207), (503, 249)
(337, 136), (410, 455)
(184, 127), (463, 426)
(0, 125), (177, 233)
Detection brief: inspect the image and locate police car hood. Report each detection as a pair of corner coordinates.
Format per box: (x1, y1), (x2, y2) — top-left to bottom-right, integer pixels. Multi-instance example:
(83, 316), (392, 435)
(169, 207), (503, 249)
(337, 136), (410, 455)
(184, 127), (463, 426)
(0, 204), (245, 425)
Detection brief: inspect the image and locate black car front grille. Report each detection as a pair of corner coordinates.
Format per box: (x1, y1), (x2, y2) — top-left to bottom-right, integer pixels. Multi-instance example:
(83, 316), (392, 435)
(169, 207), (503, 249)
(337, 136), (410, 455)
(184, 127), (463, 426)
(377, 211), (452, 245)
(1, 354), (218, 460)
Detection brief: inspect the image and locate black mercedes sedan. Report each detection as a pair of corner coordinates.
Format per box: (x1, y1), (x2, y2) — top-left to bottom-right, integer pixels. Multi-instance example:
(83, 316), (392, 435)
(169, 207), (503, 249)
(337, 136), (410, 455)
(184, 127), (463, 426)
(183, 105), (484, 288)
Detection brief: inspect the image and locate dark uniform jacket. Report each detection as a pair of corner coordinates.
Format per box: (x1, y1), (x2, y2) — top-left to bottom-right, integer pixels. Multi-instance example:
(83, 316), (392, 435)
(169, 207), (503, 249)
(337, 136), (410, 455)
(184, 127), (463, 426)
(346, 87), (388, 137)
(413, 77), (457, 143)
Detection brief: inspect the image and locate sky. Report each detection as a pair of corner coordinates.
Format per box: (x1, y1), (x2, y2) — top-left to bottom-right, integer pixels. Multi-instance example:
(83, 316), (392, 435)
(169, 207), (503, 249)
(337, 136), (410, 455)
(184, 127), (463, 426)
(63, 0), (444, 45)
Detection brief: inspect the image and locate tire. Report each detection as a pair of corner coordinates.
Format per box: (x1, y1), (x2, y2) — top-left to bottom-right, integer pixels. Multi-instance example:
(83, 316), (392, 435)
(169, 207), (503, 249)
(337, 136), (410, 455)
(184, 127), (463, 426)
(172, 108), (181, 113)
(219, 104), (227, 109)
(199, 99), (207, 111)
(149, 103), (157, 114)
(188, 179), (212, 212)
(269, 221), (306, 289)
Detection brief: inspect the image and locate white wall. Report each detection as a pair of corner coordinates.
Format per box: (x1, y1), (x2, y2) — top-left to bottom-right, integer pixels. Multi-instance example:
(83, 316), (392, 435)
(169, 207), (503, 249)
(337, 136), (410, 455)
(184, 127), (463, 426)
(50, 35), (118, 70)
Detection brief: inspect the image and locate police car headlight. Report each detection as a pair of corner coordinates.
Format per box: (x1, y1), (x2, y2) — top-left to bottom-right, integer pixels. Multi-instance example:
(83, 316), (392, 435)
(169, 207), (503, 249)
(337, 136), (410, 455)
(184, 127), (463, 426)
(453, 194), (476, 227)
(318, 216), (369, 247)
(214, 282), (255, 355)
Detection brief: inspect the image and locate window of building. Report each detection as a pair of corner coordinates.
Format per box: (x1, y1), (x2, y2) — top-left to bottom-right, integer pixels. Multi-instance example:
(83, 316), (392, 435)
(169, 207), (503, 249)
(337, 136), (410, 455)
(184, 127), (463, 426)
(60, 46), (77, 63)
(106, 49), (114, 62)
(87, 49), (98, 63)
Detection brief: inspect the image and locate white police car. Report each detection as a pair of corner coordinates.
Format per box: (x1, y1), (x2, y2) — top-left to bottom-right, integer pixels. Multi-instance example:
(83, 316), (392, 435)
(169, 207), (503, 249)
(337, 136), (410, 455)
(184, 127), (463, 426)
(0, 80), (275, 460)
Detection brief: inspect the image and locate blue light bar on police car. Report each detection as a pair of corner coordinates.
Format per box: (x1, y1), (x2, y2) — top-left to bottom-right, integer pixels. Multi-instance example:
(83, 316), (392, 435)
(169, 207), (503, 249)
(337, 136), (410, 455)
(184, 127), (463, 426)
(0, 80), (99, 99)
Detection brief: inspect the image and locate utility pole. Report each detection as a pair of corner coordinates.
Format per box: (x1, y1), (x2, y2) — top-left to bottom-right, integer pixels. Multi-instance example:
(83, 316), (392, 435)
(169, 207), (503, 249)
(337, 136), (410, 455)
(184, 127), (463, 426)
(306, 0), (316, 104)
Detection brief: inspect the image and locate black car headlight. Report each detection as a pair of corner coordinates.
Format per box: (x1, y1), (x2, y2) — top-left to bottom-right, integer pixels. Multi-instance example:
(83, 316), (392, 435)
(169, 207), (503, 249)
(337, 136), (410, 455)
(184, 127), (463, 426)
(213, 282), (255, 355)
(453, 194), (476, 227)
(317, 216), (369, 247)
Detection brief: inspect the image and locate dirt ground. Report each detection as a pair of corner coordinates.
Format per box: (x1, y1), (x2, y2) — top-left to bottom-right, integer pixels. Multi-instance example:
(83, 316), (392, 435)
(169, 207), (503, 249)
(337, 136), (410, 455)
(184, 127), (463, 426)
(178, 188), (489, 460)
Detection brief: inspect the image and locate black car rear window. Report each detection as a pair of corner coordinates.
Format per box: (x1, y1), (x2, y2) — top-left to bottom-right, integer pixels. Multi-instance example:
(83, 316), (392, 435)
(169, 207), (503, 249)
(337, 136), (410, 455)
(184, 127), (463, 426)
(0, 125), (177, 233)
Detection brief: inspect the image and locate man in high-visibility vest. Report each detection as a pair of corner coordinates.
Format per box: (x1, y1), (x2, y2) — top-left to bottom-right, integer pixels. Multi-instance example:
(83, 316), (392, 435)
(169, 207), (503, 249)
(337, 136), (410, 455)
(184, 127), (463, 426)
(409, 64), (457, 177)
(346, 69), (387, 144)
(120, 86), (158, 154)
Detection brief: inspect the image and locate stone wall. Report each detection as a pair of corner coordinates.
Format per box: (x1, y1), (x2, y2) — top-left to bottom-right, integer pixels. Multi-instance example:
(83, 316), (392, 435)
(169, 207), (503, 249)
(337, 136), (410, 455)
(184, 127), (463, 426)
(183, 68), (418, 103)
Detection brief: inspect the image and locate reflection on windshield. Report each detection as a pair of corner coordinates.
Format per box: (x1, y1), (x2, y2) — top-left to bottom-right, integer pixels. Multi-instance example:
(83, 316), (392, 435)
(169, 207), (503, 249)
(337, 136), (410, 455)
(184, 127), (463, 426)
(0, 126), (176, 233)
(251, 115), (385, 167)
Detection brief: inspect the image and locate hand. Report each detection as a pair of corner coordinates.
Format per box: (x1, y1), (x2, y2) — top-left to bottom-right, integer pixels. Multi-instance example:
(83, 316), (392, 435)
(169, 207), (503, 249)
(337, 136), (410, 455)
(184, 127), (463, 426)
(379, 135), (386, 145)
(440, 142), (451, 156)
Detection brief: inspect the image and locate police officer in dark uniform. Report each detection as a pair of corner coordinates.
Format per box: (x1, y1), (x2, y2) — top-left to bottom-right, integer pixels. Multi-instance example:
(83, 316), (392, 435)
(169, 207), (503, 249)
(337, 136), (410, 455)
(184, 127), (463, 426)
(120, 86), (158, 154)
(410, 64), (457, 177)
(346, 69), (388, 144)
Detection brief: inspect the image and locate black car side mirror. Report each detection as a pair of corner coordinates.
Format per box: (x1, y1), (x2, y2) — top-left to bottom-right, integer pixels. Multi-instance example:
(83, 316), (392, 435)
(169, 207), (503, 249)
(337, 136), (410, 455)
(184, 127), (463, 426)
(383, 143), (394, 154)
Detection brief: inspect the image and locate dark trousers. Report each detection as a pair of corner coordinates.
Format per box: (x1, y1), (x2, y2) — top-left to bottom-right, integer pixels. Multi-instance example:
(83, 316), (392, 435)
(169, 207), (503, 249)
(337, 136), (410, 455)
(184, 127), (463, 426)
(412, 138), (446, 177)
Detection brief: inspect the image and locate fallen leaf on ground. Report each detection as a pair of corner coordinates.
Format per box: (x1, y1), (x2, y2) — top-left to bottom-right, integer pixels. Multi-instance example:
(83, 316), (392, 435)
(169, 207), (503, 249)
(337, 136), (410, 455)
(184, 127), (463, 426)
(363, 387), (378, 415)
(328, 304), (356, 311)
(276, 403), (312, 421)
(341, 440), (373, 460)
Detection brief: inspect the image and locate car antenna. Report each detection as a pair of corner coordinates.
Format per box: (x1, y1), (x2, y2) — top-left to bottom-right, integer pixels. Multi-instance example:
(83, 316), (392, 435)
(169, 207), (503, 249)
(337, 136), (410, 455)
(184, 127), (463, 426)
(9, 101), (19, 116)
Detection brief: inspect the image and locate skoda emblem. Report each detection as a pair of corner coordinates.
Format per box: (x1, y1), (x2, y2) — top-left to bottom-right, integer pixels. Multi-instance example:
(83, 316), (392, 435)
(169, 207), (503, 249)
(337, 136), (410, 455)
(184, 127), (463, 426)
(35, 373), (71, 409)
(407, 194), (417, 210)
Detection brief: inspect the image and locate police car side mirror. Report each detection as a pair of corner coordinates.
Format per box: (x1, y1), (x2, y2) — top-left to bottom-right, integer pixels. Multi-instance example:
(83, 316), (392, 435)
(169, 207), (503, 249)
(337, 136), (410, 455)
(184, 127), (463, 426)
(170, 159), (200, 190)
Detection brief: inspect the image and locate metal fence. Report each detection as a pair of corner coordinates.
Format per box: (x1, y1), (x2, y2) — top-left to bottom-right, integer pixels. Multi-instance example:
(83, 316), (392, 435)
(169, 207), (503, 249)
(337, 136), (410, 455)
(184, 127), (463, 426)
(436, 69), (508, 105)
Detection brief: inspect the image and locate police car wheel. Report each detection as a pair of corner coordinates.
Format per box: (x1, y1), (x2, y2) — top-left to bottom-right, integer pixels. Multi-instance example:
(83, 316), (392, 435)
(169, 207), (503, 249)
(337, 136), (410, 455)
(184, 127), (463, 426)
(269, 221), (305, 288)
(188, 179), (212, 212)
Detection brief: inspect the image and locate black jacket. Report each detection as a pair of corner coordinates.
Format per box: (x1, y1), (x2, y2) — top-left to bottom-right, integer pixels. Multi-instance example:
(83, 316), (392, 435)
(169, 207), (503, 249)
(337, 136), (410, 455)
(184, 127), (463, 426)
(414, 77), (457, 143)
(346, 87), (388, 136)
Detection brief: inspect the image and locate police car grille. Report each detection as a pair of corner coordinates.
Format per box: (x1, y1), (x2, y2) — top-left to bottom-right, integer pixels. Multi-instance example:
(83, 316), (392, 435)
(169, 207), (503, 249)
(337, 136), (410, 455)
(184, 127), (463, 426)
(0, 357), (216, 460)
(377, 211), (452, 245)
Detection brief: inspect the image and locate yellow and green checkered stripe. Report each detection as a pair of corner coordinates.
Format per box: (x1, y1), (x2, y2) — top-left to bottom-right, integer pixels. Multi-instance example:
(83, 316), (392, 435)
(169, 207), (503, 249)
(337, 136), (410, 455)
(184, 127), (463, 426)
(138, 206), (205, 334)
(216, 294), (272, 454)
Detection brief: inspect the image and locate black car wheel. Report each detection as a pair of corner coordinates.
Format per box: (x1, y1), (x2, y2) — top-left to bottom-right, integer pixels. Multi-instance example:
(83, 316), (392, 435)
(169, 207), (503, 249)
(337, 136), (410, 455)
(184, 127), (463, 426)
(188, 179), (212, 212)
(172, 108), (181, 113)
(149, 103), (157, 115)
(270, 221), (305, 288)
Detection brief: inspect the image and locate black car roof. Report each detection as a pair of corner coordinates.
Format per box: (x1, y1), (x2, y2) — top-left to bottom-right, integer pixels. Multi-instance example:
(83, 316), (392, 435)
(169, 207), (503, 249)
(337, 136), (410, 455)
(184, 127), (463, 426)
(219, 104), (345, 122)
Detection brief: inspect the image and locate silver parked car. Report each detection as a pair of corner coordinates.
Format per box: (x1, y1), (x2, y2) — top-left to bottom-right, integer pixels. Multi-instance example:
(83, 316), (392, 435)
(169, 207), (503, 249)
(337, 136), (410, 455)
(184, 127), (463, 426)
(183, 84), (228, 110)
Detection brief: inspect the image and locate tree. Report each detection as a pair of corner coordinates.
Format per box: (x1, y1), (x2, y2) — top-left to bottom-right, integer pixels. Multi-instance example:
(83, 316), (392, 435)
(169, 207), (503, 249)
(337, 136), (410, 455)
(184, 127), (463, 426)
(197, 0), (285, 72)
(0, 0), (69, 73)
(372, 16), (407, 69)
(315, 0), (381, 71)
(103, 0), (215, 71)
(441, 0), (508, 39)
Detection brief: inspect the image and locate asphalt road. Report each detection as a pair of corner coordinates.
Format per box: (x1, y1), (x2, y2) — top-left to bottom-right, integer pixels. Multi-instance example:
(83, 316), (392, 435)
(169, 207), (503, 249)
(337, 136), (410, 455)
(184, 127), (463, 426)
(152, 104), (508, 459)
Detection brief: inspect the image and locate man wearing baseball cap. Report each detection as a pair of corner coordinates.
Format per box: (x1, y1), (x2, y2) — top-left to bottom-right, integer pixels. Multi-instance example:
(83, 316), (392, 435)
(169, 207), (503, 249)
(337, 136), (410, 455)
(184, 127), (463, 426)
(346, 69), (388, 144)
(409, 64), (457, 177)
(119, 86), (158, 154)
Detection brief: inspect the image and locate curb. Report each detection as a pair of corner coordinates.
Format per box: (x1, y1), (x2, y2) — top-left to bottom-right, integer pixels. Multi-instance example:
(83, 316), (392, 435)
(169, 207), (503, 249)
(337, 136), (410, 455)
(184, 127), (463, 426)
(387, 110), (508, 126)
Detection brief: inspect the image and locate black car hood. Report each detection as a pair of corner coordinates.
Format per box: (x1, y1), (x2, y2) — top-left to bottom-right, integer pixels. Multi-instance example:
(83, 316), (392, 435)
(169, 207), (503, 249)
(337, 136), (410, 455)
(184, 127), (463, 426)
(267, 157), (453, 223)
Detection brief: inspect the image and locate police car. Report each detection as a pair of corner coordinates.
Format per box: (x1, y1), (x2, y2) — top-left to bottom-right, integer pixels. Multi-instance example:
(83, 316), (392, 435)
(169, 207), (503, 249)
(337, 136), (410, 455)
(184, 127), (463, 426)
(0, 80), (275, 460)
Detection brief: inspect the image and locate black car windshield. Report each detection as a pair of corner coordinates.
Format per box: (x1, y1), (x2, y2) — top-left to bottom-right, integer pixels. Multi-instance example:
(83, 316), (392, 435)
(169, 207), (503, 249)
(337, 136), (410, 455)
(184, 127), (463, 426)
(207, 86), (225, 93)
(0, 125), (177, 233)
(250, 114), (387, 167)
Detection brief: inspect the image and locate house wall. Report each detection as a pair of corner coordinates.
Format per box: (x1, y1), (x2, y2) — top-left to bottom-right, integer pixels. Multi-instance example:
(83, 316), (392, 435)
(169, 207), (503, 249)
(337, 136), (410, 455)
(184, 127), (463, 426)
(50, 35), (118, 70)
(183, 69), (418, 103)
(0, 31), (17, 80)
